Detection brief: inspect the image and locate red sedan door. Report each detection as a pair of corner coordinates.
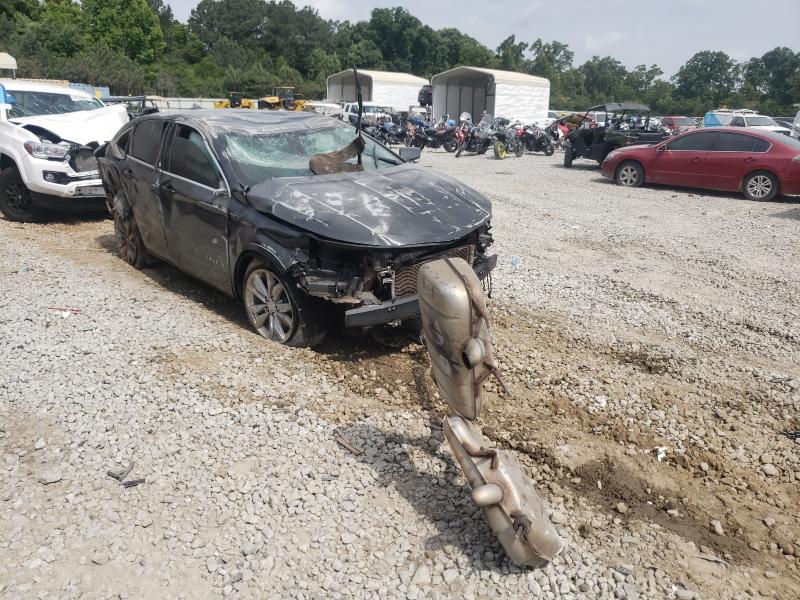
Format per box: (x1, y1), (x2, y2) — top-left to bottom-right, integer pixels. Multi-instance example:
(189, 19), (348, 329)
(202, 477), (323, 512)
(647, 130), (719, 187)
(702, 131), (772, 191)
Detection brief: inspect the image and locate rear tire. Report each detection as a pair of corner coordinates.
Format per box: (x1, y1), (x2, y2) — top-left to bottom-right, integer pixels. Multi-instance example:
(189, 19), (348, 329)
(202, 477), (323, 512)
(544, 142), (555, 157)
(493, 141), (507, 160)
(742, 171), (779, 201)
(513, 141), (524, 157)
(113, 210), (148, 269)
(0, 167), (40, 222)
(444, 137), (457, 153)
(242, 259), (326, 347)
(563, 145), (574, 167)
(615, 161), (644, 188)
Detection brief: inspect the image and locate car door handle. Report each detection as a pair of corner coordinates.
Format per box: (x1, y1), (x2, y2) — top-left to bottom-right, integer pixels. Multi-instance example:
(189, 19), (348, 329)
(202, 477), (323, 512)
(123, 168), (135, 178)
(160, 183), (175, 193)
(691, 156), (702, 163)
(744, 157), (755, 163)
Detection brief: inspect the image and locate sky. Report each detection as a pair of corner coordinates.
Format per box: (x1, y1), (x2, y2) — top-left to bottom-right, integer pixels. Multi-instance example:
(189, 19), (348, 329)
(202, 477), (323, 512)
(167, 0), (799, 77)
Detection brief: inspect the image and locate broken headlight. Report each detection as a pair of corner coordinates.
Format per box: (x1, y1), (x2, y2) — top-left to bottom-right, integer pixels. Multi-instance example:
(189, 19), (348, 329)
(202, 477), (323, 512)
(23, 141), (69, 160)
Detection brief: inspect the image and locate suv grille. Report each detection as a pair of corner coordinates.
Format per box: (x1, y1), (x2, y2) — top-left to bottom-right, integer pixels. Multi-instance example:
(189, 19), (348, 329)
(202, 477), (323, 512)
(394, 245), (475, 298)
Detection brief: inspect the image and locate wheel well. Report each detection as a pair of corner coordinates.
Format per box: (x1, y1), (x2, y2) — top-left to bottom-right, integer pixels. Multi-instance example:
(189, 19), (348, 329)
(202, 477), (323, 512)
(233, 250), (283, 299)
(741, 169), (779, 193)
(1, 153), (17, 172)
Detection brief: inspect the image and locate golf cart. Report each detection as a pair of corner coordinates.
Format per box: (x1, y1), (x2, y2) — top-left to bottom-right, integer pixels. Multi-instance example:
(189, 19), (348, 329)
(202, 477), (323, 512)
(563, 103), (668, 167)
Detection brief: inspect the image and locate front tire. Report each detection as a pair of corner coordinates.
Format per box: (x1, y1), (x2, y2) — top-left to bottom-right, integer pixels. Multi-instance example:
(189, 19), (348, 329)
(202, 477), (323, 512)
(455, 141), (466, 158)
(493, 141), (507, 160)
(544, 142), (555, 157)
(0, 167), (39, 222)
(615, 161), (644, 188)
(563, 144), (574, 167)
(242, 260), (326, 347)
(742, 171), (779, 201)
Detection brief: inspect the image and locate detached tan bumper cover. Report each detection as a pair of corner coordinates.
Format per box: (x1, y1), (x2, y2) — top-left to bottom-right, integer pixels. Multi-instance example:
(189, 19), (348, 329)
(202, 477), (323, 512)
(418, 257), (565, 566)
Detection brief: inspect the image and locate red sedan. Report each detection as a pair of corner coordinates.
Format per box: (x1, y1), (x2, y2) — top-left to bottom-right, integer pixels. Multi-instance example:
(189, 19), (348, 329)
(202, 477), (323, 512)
(600, 127), (800, 201)
(660, 116), (698, 134)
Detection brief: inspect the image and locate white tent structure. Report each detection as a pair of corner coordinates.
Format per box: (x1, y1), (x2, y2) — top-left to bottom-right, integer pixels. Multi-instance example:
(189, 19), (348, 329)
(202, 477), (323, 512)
(431, 67), (550, 124)
(0, 53), (18, 76)
(326, 69), (428, 111)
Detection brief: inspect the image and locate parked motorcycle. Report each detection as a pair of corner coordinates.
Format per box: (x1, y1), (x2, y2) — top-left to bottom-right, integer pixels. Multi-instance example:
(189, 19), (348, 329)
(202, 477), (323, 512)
(455, 115), (494, 157)
(492, 127), (524, 159)
(377, 120), (410, 145)
(544, 121), (565, 151)
(519, 124), (555, 156)
(408, 116), (458, 152)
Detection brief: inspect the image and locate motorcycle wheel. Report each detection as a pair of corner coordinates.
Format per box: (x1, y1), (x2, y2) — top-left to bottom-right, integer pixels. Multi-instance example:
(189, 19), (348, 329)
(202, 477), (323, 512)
(455, 141), (466, 158)
(544, 142), (554, 157)
(444, 138), (457, 153)
(564, 144), (574, 167)
(478, 145), (488, 155)
(513, 141), (524, 158)
(493, 141), (507, 160)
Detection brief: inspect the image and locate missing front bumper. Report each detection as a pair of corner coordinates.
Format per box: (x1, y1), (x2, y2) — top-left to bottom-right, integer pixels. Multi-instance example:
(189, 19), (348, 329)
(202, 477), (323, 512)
(343, 254), (498, 328)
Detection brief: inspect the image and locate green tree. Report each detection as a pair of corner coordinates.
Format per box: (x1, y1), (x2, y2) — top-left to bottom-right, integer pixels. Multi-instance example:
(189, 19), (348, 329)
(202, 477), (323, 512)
(82, 0), (164, 63)
(496, 35), (527, 72)
(672, 50), (739, 110)
(189, 0), (268, 49)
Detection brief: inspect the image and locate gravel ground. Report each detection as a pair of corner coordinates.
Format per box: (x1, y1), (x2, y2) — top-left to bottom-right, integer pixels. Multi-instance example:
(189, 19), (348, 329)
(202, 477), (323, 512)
(1, 150), (799, 599)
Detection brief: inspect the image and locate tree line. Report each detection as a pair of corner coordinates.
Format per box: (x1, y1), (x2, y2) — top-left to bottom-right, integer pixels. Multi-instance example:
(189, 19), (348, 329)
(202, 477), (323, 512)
(1, 0), (798, 115)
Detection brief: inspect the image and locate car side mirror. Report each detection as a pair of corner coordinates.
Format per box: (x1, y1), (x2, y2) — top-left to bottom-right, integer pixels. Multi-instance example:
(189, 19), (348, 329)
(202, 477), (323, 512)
(398, 146), (421, 162)
(657, 145), (666, 152)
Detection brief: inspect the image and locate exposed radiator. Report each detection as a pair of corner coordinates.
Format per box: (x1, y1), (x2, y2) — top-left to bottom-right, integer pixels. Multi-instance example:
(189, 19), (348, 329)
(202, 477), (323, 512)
(394, 244), (475, 298)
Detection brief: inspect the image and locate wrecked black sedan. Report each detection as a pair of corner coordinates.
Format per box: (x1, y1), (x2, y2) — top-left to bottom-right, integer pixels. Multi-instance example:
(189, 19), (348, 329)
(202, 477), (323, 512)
(96, 110), (496, 346)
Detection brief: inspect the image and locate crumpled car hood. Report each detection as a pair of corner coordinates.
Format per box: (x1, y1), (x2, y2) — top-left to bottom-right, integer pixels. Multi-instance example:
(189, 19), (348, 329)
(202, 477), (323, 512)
(246, 165), (492, 247)
(10, 105), (129, 145)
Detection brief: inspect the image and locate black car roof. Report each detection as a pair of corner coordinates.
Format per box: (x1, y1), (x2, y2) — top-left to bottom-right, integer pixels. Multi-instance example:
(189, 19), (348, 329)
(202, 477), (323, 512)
(588, 103), (651, 112)
(140, 109), (339, 135)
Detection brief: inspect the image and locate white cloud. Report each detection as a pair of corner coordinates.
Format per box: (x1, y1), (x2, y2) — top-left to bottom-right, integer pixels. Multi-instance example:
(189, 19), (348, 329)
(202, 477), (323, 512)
(584, 31), (623, 53)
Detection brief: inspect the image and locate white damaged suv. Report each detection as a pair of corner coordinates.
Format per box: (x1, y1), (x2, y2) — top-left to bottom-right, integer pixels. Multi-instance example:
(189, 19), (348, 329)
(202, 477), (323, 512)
(0, 79), (129, 221)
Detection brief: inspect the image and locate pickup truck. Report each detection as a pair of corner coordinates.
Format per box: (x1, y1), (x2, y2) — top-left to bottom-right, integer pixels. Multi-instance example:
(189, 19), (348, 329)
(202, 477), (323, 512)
(0, 79), (128, 221)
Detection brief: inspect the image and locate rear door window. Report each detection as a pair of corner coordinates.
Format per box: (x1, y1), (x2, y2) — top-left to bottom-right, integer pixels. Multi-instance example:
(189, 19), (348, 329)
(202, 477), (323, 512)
(164, 124), (222, 189)
(667, 131), (717, 151)
(730, 116), (746, 127)
(130, 120), (166, 165)
(713, 132), (766, 152)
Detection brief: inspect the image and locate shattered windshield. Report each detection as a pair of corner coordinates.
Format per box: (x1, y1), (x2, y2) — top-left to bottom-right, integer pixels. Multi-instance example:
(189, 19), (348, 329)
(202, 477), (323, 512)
(5, 90), (104, 118)
(222, 124), (402, 184)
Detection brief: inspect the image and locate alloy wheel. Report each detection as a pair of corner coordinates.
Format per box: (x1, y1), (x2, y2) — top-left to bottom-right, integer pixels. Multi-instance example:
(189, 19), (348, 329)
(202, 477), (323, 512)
(746, 175), (772, 200)
(618, 165), (639, 186)
(244, 268), (295, 343)
(115, 215), (138, 264)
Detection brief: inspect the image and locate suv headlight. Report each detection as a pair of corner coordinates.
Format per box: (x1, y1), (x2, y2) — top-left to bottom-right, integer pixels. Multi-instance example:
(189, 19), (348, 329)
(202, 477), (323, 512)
(23, 141), (69, 160)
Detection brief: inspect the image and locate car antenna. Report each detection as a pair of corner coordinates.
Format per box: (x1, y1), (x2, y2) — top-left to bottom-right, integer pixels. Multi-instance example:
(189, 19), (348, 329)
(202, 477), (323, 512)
(353, 62), (364, 166)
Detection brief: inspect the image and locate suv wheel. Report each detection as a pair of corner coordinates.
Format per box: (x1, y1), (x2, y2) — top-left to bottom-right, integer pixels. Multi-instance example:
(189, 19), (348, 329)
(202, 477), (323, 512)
(0, 167), (39, 222)
(242, 260), (326, 347)
(563, 144), (574, 167)
(615, 161), (644, 187)
(742, 171), (779, 201)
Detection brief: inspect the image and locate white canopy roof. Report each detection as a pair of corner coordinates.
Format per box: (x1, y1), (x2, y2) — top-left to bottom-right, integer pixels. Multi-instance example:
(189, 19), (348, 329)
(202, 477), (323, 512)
(327, 69), (428, 88)
(431, 66), (549, 88)
(327, 69), (429, 109)
(431, 66), (550, 124)
(0, 53), (18, 71)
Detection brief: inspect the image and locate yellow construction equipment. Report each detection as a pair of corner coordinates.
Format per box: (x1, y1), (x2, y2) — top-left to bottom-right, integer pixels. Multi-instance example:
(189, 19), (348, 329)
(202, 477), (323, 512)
(257, 87), (305, 111)
(213, 92), (255, 109)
